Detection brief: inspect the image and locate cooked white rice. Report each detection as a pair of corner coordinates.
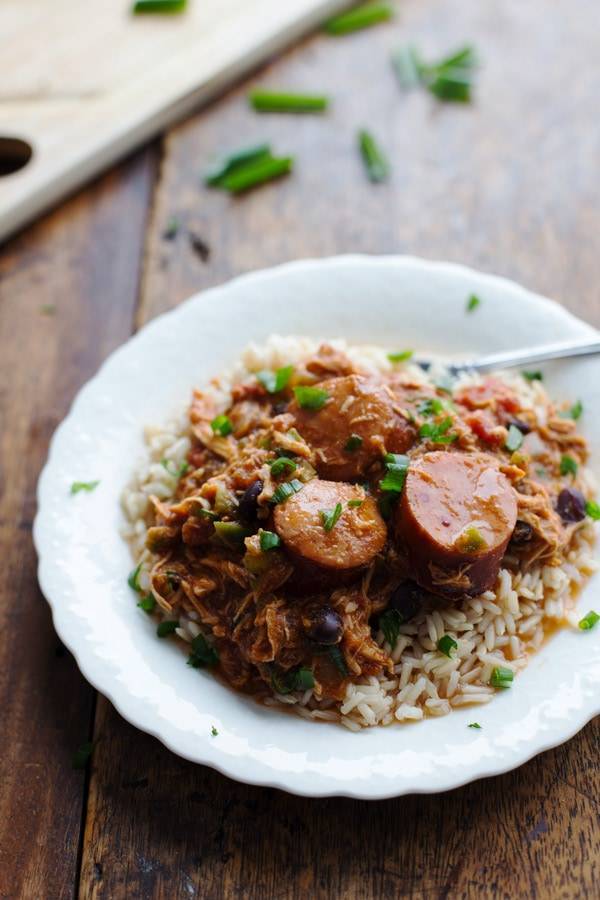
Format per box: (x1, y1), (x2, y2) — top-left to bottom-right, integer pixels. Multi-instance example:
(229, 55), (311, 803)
(121, 336), (598, 730)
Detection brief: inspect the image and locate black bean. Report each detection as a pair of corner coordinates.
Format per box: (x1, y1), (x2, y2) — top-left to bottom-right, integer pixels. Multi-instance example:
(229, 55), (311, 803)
(557, 487), (586, 523)
(511, 520), (534, 544)
(506, 417), (531, 435)
(238, 479), (264, 522)
(306, 607), (343, 645)
(389, 581), (423, 621)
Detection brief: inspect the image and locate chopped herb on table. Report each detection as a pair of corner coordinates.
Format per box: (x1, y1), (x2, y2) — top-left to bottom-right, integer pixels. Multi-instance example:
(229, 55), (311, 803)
(220, 156), (293, 194)
(380, 608), (403, 649)
(490, 666), (514, 689)
(272, 479), (304, 505)
(344, 434), (363, 451)
(320, 502), (343, 532)
(586, 500), (600, 520)
(392, 44), (478, 102)
(380, 453), (410, 493)
(505, 424), (524, 452)
(70, 480), (100, 494)
(437, 634), (458, 658)
(324, 2), (393, 35)
(72, 741), (95, 770)
(293, 385), (329, 410)
(358, 129), (390, 183)
(387, 349), (413, 363)
(248, 91), (329, 113)
(578, 610), (599, 631)
(560, 455), (578, 477)
(211, 414), (233, 436)
(132, 0), (187, 12)
(204, 143), (272, 186)
(522, 370), (543, 382)
(466, 294), (481, 313)
(257, 365), (294, 393)
(259, 530), (281, 551)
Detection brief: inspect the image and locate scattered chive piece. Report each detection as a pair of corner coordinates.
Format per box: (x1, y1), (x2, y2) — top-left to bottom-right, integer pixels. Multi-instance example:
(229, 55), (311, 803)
(204, 143), (272, 187)
(70, 480), (100, 495)
(560, 399), (583, 420)
(418, 397), (445, 417)
(437, 634), (458, 658)
(391, 46), (422, 88)
(358, 129), (390, 183)
(320, 502), (343, 532)
(133, 0), (186, 12)
(260, 530), (281, 551)
(188, 633), (219, 667)
(197, 508), (219, 521)
(328, 646), (348, 676)
(40, 304), (56, 316)
(325, 2), (393, 35)
(271, 479), (304, 505)
(269, 456), (297, 477)
(468, 722), (482, 729)
(392, 44), (478, 102)
(419, 417), (457, 445)
(505, 424), (524, 452)
(256, 364), (294, 393)
(380, 453), (410, 493)
(211, 726), (218, 737)
(295, 667), (316, 690)
(387, 349), (414, 363)
(137, 594), (156, 614)
(466, 294), (481, 313)
(578, 610), (599, 631)
(157, 620), (179, 638)
(160, 458), (189, 478)
(585, 500), (600, 521)
(560, 455), (578, 477)
(163, 217), (180, 239)
(210, 414), (233, 436)
(293, 385), (329, 410)
(348, 499), (363, 509)
(128, 563), (142, 592)
(72, 741), (95, 770)
(213, 521), (251, 546)
(271, 666), (315, 694)
(522, 370), (543, 382)
(220, 156), (293, 194)
(380, 608), (403, 649)
(490, 666), (514, 689)
(344, 434), (363, 452)
(249, 90), (329, 113)
(455, 526), (487, 553)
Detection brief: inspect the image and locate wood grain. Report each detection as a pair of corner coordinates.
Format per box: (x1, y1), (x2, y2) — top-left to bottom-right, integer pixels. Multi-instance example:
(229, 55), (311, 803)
(81, 1), (599, 898)
(0, 147), (157, 900)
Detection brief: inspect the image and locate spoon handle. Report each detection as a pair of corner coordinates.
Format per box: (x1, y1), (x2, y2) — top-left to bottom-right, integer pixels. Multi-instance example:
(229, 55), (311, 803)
(451, 337), (600, 374)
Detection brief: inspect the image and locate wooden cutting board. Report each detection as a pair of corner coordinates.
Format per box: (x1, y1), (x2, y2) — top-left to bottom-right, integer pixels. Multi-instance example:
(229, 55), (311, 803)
(0, 0), (352, 242)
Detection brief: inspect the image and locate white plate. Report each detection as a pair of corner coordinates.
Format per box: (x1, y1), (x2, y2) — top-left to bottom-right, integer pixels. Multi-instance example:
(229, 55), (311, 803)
(34, 256), (600, 799)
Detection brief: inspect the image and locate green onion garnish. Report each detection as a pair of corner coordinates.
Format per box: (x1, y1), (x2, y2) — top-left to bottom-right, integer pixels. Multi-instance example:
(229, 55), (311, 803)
(466, 294), (481, 313)
(295, 667), (316, 690)
(380, 608), (403, 648)
(418, 397), (445, 417)
(391, 46), (422, 88)
(213, 521), (251, 546)
(204, 143), (272, 187)
(72, 741), (95, 770)
(522, 370), (543, 382)
(344, 434), (363, 452)
(328, 646), (348, 676)
(70, 480), (100, 494)
(293, 385), (329, 410)
(137, 594), (156, 614)
(392, 44), (478, 102)
(320, 502), (343, 532)
(324, 2), (393, 35)
(578, 610), (599, 631)
(210, 414), (233, 436)
(271, 666), (315, 694)
(187, 633), (219, 667)
(128, 563), (142, 592)
(468, 722), (482, 729)
(157, 620), (179, 638)
(387, 349), (413, 363)
(490, 666), (514, 689)
(259, 530), (281, 551)
(197, 508), (219, 521)
(586, 500), (600, 520)
(220, 156), (293, 194)
(505, 425), (524, 452)
(160, 458), (189, 478)
(358, 129), (390, 183)
(269, 456), (297, 477)
(272, 479), (304, 505)
(437, 634), (458, 658)
(560, 399), (583, 420)
(455, 526), (487, 553)
(249, 90), (329, 113)
(256, 364), (294, 393)
(132, 0), (187, 13)
(348, 499), (363, 509)
(211, 726), (218, 736)
(419, 417), (457, 445)
(560, 455), (578, 477)
(380, 453), (410, 493)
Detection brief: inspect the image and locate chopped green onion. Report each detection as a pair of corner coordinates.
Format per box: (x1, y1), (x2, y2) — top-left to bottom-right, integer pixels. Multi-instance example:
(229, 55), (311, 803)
(256, 364), (294, 393)
(585, 500), (600, 520)
(249, 90), (329, 113)
(128, 563), (142, 592)
(70, 480), (100, 494)
(213, 521), (251, 546)
(271, 666), (315, 694)
(455, 526), (487, 553)
(419, 417), (457, 445)
(380, 608), (403, 649)
(358, 129), (390, 183)
(325, 2), (393, 35)
(560, 399), (583, 420)
(344, 434), (363, 452)
(348, 499), (363, 509)
(490, 666), (514, 689)
(293, 385), (329, 410)
(157, 620), (179, 638)
(259, 530), (281, 551)
(522, 370), (543, 382)
(392, 44), (478, 102)
(220, 156), (293, 194)
(560, 455), (578, 477)
(160, 458), (189, 478)
(137, 594), (156, 614)
(188, 633), (219, 667)
(328, 646), (348, 676)
(132, 0), (187, 13)
(72, 741), (95, 770)
(211, 726), (218, 736)
(210, 414), (233, 436)
(204, 143), (272, 187)
(466, 294), (481, 313)
(272, 479), (304, 505)
(387, 349), (414, 363)
(468, 722), (482, 729)
(320, 502), (343, 532)
(578, 610), (599, 631)
(295, 667), (316, 690)
(418, 397), (445, 417)
(427, 70), (472, 102)
(197, 508), (219, 521)
(391, 46), (422, 88)
(380, 453), (410, 493)
(269, 456), (297, 477)
(505, 424), (524, 452)
(437, 634), (458, 658)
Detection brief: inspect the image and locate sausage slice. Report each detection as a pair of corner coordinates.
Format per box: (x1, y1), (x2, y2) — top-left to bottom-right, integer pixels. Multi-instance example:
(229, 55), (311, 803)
(289, 375), (415, 481)
(274, 480), (387, 582)
(396, 451), (517, 598)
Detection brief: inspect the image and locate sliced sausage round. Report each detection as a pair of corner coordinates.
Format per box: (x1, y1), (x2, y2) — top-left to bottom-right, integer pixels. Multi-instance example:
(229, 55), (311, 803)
(395, 451), (518, 598)
(273, 480), (387, 582)
(289, 375), (415, 481)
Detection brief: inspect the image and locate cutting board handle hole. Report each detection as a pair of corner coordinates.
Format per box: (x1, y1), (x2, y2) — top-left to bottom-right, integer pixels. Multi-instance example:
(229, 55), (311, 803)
(0, 137), (33, 176)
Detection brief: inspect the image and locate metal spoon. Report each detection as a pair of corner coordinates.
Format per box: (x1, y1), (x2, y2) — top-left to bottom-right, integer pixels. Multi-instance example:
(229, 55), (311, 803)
(416, 337), (600, 376)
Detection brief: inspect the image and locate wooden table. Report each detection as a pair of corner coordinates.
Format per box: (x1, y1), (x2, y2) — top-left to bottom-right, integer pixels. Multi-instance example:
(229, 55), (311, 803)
(1, 2), (598, 897)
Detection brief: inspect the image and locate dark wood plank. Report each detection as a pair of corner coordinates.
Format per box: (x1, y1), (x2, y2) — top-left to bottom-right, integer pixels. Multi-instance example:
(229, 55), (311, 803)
(0, 147), (157, 900)
(78, 0), (600, 896)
